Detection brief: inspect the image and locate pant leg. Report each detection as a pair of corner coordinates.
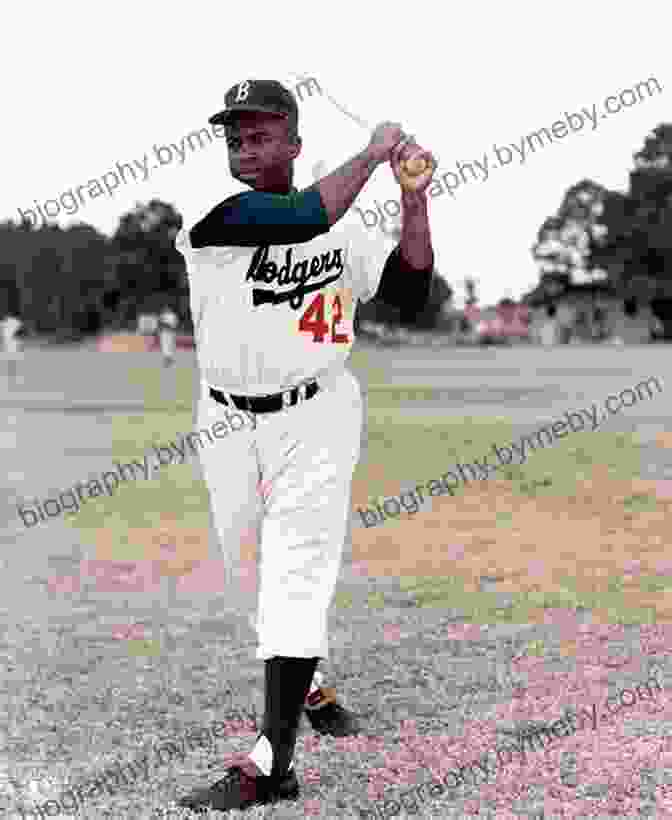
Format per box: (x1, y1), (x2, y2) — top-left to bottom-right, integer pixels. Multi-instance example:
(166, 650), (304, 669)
(195, 391), (262, 620)
(254, 369), (363, 660)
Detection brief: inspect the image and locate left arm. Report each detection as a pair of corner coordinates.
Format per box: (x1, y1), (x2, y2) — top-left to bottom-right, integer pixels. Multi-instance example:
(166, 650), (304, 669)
(398, 189), (434, 271)
(374, 147), (437, 320)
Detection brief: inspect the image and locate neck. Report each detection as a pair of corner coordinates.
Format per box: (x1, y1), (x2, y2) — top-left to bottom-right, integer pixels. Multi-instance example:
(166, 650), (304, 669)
(252, 168), (294, 195)
(254, 182), (293, 195)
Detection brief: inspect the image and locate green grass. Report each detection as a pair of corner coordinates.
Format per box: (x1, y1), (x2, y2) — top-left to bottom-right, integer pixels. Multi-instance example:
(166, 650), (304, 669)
(124, 363), (195, 411)
(360, 400), (642, 506)
(126, 638), (162, 657)
(69, 362), (667, 624)
(65, 363), (210, 554)
(397, 573), (662, 626)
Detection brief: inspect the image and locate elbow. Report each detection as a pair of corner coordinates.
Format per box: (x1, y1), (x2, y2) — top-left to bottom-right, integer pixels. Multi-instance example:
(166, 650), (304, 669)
(410, 272), (433, 313)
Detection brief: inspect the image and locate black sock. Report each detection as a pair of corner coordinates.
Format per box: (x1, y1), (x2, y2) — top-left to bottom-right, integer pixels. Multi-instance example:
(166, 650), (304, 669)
(260, 655), (319, 779)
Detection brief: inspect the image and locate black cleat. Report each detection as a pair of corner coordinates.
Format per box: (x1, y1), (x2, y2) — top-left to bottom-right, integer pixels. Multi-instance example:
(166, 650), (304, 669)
(304, 687), (360, 737)
(177, 764), (299, 814)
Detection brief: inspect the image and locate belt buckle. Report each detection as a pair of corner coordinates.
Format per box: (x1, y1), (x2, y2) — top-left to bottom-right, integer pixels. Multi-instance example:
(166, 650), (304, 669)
(297, 383), (307, 404)
(282, 389), (292, 409)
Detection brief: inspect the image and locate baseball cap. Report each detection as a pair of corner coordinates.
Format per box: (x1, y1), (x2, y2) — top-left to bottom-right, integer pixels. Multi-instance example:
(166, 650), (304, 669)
(209, 80), (298, 131)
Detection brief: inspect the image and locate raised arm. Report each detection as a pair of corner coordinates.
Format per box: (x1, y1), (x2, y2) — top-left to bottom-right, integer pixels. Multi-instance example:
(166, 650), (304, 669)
(308, 122), (407, 226)
(190, 123), (409, 249)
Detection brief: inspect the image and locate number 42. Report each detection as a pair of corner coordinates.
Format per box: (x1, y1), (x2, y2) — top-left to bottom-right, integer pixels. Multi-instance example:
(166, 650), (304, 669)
(298, 292), (350, 343)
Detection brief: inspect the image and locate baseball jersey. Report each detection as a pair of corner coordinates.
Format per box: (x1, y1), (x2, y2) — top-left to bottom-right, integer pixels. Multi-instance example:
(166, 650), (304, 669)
(159, 310), (178, 330)
(175, 189), (431, 395)
(1, 316), (22, 354)
(137, 314), (158, 335)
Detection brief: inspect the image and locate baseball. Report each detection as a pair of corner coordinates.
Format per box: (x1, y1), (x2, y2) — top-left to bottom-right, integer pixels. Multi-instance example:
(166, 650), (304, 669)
(401, 157), (429, 176)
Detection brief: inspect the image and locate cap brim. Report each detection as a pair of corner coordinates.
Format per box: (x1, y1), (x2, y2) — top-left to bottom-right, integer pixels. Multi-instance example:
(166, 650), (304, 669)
(208, 105), (289, 126)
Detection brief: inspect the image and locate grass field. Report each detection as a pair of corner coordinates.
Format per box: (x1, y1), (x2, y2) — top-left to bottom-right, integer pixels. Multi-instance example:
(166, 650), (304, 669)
(65, 349), (672, 626)
(6, 345), (672, 819)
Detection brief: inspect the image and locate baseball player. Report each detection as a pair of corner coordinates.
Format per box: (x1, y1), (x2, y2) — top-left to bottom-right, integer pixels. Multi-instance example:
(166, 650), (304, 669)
(158, 305), (179, 366)
(174, 79), (436, 814)
(136, 311), (158, 339)
(1, 313), (23, 388)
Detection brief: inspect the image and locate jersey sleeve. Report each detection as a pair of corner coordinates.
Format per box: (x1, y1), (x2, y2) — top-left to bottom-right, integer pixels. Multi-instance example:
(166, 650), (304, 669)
(347, 223), (395, 304)
(188, 190), (331, 249)
(347, 223), (434, 318)
(375, 244), (434, 320)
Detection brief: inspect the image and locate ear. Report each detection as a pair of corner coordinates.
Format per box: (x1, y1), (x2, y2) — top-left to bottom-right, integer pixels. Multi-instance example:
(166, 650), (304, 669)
(288, 136), (302, 161)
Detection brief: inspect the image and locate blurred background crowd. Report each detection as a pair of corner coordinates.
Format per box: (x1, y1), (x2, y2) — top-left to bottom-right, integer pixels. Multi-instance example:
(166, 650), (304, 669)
(2, 123), (672, 354)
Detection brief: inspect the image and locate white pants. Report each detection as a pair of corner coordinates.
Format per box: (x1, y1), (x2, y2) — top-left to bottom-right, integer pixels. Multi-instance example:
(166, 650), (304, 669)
(160, 330), (176, 357)
(197, 368), (362, 660)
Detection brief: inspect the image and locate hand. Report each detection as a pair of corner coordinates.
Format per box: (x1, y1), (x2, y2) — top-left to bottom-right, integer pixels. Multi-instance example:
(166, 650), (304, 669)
(366, 121), (408, 165)
(390, 140), (437, 194)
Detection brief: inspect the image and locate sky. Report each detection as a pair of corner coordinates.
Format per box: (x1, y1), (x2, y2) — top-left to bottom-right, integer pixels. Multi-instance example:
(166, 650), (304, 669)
(2, 3), (669, 308)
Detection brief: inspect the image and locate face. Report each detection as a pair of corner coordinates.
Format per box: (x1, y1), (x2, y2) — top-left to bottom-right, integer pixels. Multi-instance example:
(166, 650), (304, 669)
(225, 112), (301, 192)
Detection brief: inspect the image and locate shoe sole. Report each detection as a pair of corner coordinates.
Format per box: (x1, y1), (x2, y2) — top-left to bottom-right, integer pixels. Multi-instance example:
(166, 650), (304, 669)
(177, 782), (300, 812)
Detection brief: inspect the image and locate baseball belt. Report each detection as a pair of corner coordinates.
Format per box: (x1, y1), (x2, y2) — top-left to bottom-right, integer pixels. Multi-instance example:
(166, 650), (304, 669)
(209, 378), (320, 414)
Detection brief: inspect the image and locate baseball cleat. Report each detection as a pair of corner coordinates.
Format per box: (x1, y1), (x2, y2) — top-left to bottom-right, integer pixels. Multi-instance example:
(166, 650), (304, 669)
(177, 764), (299, 813)
(304, 686), (360, 736)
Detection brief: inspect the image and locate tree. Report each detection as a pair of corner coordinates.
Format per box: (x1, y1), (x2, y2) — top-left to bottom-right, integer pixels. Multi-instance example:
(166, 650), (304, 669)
(529, 124), (672, 336)
(0, 218), (114, 337)
(111, 199), (185, 321)
(592, 123), (672, 333)
(532, 178), (613, 283)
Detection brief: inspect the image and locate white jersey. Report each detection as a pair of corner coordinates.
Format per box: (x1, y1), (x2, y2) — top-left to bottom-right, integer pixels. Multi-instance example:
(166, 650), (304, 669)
(538, 319), (559, 346)
(159, 310), (179, 330)
(137, 314), (158, 335)
(175, 213), (389, 394)
(1, 316), (22, 354)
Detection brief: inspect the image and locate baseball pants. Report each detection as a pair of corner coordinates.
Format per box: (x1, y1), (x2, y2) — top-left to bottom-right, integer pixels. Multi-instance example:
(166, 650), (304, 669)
(159, 330), (176, 359)
(196, 367), (363, 660)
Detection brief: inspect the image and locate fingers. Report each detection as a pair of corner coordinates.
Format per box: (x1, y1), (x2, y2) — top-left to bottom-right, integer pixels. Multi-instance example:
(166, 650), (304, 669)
(390, 141), (406, 169)
(391, 141), (437, 172)
(404, 146), (433, 163)
(405, 149), (438, 174)
(391, 130), (412, 159)
(392, 135), (416, 162)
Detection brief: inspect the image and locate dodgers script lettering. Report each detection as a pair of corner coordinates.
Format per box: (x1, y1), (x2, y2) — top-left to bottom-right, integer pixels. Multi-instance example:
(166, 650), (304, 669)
(246, 245), (345, 309)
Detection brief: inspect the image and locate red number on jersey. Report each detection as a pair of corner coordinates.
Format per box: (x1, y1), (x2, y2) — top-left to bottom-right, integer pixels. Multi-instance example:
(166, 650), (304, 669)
(298, 293), (351, 344)
(298, 293), (329, 343)
(331, 294), (349, 343)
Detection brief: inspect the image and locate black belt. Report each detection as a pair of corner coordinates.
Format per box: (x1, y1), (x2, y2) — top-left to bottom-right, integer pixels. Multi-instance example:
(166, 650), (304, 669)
(209, 379), (320, 414)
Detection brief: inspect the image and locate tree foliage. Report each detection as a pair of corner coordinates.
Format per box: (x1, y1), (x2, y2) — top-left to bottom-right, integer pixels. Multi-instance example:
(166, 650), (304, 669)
(0, 199), (188, 339)
(531, 123), (672, 310)
(532, 178), (612, 281)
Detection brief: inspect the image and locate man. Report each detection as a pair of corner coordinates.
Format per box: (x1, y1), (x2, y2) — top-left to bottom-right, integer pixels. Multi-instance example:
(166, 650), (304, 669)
(137, 311), (158, 340)
(174, 79), (436, 814)
(158, 306), (179, 366)
(538, 304), (560, 346)
(1, 313), (24, 387)
(556, 301), (575, 344)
